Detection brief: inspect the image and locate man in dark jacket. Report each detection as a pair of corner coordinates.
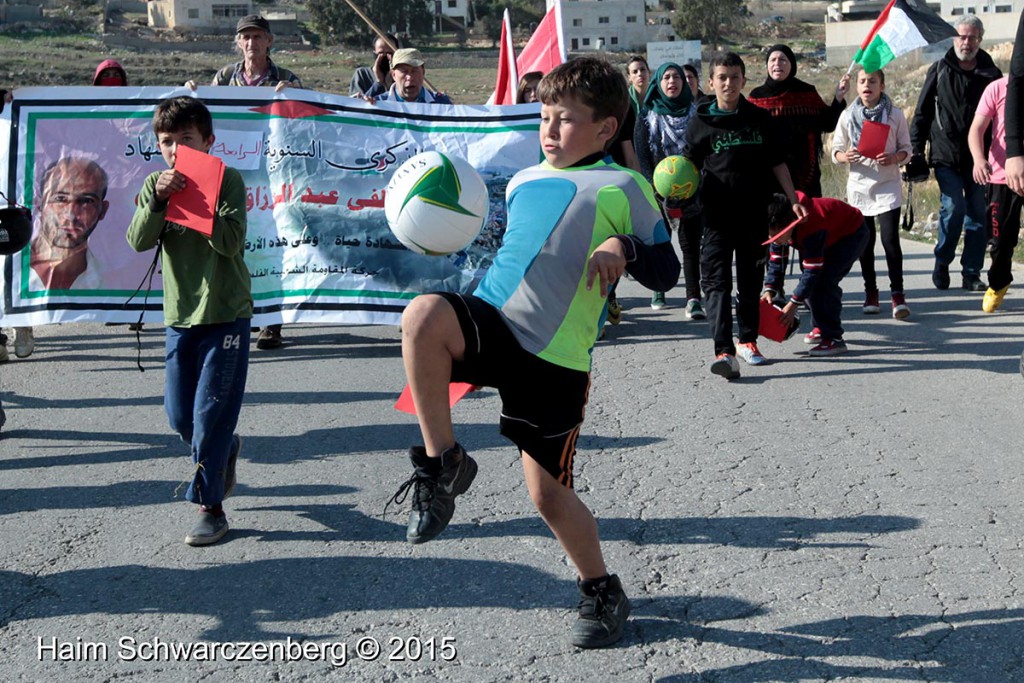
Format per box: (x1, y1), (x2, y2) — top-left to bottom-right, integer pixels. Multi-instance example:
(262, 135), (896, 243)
(911, 15), (1002, 292)
(1005, 11), (1024, 195)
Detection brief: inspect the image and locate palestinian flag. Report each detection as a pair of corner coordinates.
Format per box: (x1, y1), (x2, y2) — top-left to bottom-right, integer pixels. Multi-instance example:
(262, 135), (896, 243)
(852, 0), (957, 73)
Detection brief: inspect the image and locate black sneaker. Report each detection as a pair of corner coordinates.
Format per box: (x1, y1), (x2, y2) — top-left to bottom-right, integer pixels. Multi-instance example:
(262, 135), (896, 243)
(256, 324), (283, 350)
(184, 510), (229, 546)
(962, 274), (986, 292)
(388, 444), (477, 544)
(932, 263), (950, 290)
(571, 574), (631, 648)
(224, 434), (242, 499)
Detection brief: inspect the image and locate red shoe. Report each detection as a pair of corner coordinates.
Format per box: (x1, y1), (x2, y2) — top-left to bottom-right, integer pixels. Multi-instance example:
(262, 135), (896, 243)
(803, 327), (822, 345)
(891, 292), (911, 320)
(863, 289), (880, 314)
(808, 338), (848, 357)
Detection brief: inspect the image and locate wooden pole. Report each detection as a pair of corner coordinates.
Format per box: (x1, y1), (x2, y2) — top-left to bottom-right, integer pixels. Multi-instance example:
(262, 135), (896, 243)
(339, 0), (438, 92)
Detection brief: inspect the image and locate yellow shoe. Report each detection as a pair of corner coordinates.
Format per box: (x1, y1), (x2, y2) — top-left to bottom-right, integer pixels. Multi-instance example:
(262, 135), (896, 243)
(982, 285), (1009, 313)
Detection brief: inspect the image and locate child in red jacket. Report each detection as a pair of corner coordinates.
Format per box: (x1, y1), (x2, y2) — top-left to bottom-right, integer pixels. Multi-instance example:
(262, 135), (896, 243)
(762, 192), (868, 356)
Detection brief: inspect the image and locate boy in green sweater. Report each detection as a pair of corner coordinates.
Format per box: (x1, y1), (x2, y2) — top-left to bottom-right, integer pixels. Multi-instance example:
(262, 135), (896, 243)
(127, 96), (252, 546)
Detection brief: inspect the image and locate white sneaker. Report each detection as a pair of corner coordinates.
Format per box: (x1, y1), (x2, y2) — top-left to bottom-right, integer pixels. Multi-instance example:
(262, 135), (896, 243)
(13, 327), (34, 358)
(710, 353), (740, 379)
(736, 342), (768, 366)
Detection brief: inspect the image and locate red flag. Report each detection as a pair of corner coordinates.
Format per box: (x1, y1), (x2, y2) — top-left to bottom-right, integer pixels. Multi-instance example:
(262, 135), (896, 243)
(515, 0), (566, 78)
(487, 9), (519, 105)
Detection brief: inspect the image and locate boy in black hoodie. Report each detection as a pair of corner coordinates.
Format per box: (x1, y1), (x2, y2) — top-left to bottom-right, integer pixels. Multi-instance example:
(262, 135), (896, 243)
(683, 52), (806, 380)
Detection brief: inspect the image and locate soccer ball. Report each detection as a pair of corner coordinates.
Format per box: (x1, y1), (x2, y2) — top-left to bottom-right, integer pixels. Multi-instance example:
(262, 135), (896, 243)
(384, 151), (488, 255)
(652, 155), (700, 201)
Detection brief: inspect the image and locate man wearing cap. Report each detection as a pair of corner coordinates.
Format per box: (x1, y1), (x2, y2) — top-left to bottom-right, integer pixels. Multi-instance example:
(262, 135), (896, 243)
(364, 48), (452, 104)
(199, 14), (302, 350)
(209, 15), (302, 93)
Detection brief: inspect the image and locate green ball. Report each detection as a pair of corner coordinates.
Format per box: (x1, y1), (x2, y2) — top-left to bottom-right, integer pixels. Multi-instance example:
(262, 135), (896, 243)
(653, 155), (699, 201)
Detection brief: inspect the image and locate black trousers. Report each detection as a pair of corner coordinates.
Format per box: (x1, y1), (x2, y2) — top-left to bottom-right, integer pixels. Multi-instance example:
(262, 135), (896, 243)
(807, 224), (870, 341)
(859, 207), (905, 294)
(701, 222), (765, 356)
(986, 183), (1023, 291)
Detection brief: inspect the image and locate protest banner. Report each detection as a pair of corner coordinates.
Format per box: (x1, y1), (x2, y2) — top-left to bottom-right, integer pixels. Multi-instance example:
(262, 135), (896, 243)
(0, 87), (541, 327)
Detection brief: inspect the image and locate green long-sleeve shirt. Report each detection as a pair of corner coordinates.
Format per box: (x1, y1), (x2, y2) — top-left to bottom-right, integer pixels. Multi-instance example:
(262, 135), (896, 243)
(126, 167), (253, 327)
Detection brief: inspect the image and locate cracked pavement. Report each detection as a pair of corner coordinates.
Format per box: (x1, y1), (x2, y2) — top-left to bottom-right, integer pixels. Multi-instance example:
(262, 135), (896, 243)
(1, 238), (1022, 681)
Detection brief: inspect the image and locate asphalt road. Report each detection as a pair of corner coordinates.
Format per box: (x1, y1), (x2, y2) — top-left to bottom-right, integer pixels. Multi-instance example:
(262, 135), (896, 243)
(1, 236), (1022, 682)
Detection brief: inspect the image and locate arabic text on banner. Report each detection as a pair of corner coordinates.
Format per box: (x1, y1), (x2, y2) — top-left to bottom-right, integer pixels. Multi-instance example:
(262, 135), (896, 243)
(0, 87), (541, 326)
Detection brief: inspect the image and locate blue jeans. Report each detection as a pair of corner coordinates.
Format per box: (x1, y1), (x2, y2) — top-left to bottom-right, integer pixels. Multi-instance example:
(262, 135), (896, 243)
(807, 224), (870, 341)
(165, 318), (251, 506)
(934, 164), (987, 276)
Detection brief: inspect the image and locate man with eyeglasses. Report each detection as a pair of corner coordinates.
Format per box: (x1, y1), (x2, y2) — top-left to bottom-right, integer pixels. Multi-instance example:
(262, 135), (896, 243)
(910, 15), (1002, 293)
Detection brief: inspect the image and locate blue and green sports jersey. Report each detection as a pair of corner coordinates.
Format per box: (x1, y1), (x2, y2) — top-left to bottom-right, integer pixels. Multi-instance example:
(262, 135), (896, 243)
(475, 158), (671, 372)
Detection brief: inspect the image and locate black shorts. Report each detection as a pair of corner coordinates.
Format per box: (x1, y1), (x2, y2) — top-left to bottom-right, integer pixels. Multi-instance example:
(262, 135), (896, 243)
(437, 292), (590, 488)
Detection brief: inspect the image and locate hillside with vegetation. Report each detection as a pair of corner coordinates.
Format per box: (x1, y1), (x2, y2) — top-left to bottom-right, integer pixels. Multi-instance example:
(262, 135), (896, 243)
(2, 1), (1017, 241)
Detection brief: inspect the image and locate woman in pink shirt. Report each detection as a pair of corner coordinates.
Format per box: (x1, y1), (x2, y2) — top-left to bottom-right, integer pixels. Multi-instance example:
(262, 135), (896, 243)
(968, 76), (1019, 312)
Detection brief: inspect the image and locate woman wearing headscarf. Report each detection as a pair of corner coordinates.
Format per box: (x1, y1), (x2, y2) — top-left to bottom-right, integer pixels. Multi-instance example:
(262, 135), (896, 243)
(748, 44), (850, 197)
(634, 62), (704, 318)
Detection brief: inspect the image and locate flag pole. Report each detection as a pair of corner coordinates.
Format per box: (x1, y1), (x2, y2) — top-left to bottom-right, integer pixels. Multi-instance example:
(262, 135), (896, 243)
(340, 0), (438, 92)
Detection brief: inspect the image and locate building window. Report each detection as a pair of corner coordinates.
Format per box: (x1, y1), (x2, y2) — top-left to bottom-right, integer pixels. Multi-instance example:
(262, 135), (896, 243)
(626, 15), (637, 23)
(573, 18), (582, 26)
(598, 16), (609, 24)
(996, 3), (1013, 10)
(212, 4), (249, 19)
(582, 37), (590, 46)
(950, 6), (964, 13)
(610, 36), (618, 45)
(571, 38), (579, 49)
(188, 9), (199, 19)
(448, 0), (457, 7)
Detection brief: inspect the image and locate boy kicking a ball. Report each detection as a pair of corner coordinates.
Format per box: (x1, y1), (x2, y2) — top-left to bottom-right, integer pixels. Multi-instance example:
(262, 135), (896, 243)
(391, 57), (680, 648)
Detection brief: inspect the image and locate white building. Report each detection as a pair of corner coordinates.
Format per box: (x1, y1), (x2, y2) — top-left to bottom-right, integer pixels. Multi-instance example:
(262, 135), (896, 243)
(826, 1), (1022, 66)
(559, 0), (678, 52)
(939, 0), (1018, 15)
(432, 0), (471, 28)
(147, 0), (255, 32)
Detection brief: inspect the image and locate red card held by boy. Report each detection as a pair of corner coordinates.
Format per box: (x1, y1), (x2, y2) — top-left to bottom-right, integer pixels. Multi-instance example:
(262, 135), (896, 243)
(758, 297), (800, 342)
(856, 120), (891, 160)
(166, 144), (226, 238)
(394, 382), (476, 415)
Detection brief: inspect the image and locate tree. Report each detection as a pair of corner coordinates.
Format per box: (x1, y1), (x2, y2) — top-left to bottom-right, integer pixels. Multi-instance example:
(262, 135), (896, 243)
(307, 0), (433, 45)
(671, 0), (746, 51)
(474, 0), (546, 47)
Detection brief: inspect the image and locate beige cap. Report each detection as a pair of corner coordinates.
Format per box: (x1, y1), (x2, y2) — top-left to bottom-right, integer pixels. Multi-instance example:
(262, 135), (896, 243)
(391, 48), (425, 68)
